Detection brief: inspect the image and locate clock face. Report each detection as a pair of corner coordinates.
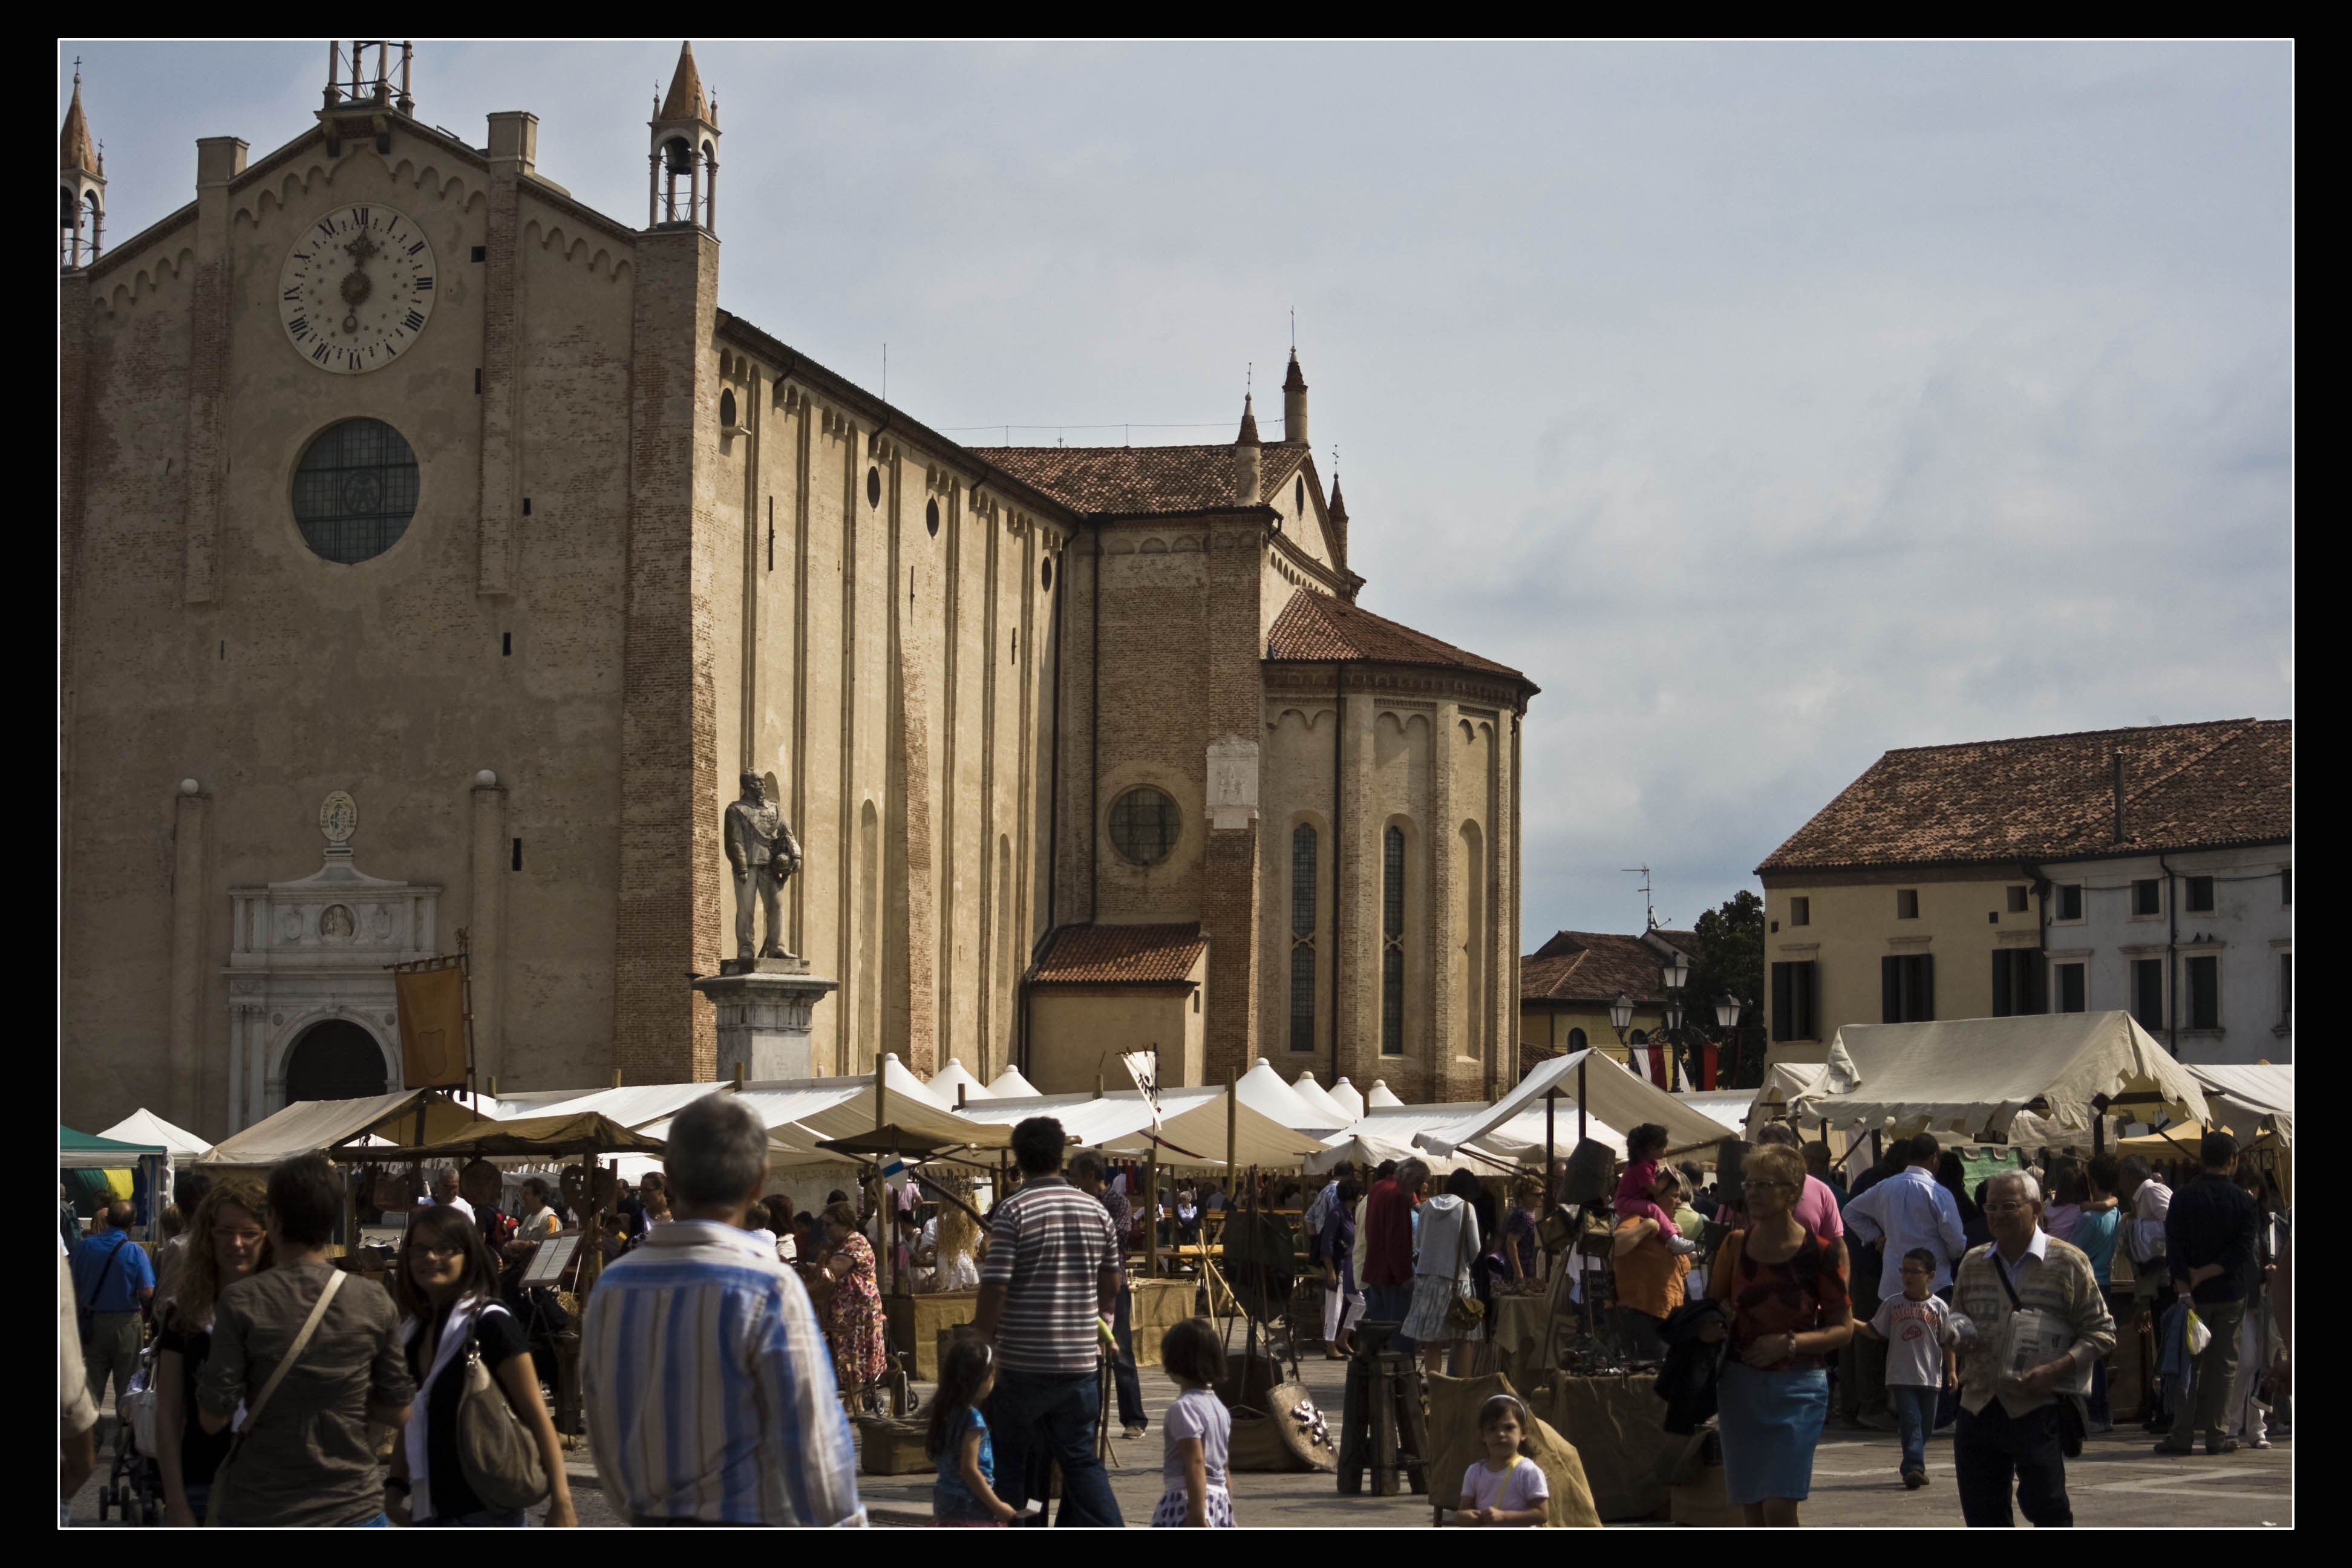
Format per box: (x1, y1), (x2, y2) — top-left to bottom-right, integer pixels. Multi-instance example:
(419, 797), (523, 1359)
(279, 204), (437, 374)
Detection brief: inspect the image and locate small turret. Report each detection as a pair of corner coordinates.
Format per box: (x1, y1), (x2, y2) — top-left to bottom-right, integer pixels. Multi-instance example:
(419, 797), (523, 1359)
(60, 64), (105, 270)
(647, 42), (719, 233)
(1327, 468), (1348, 568)
(1233, 393), (1263, 505)
(1281, 348), (1308, 447)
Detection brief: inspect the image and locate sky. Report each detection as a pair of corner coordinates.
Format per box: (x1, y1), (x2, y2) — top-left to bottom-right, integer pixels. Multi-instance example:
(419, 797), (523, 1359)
(61, 40), (2292, 942)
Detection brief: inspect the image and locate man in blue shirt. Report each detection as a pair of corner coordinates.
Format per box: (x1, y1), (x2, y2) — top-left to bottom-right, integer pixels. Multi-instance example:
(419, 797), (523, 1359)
(70, 1200), (155, 1422)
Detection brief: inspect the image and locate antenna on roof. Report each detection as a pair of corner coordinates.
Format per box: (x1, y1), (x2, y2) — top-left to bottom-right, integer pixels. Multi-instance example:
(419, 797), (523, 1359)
(1622, 865), (1659, 930)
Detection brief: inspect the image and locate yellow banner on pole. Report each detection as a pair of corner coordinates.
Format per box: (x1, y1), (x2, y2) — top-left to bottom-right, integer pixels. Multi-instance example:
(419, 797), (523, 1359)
(394, 959), (469, 1088)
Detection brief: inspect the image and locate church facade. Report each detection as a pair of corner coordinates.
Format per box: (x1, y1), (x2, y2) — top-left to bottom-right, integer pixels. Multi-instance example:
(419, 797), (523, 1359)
(57, 44), (1535, 1137)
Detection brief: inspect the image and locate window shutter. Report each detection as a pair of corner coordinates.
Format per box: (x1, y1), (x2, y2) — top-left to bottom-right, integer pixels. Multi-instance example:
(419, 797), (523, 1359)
(1919, 954), (1934, 1022)
(1795, 962), (1815, 1039)
(1772, 963), (1794, 1040)
(2027, 952), (2048, 1014)
(1882, 956), (1901, 1024)
(1991, 952), (2013, 1017)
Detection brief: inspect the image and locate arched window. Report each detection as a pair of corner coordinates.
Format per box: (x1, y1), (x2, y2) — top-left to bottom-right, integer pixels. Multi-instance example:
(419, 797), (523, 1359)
(1382, 826), (1406, 1055)
(1289, 825), (1318, 1053)
(293, 417), (419, 563)
(719, 387), (737, 428)
(1628, 1027), (1648, 1045)
(283, 1019), (387, 1102)
(1567, 1027), (1587, 1053)
(1109, 786), (1180, 866)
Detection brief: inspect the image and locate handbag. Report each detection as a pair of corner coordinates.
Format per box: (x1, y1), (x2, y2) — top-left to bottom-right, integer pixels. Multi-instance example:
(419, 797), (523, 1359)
(454, 1312), (550, 1510)
(1443, 1207), (1485, 1334)
(121, 1341), (160, 1453)
(207, 1269), (345, 1526)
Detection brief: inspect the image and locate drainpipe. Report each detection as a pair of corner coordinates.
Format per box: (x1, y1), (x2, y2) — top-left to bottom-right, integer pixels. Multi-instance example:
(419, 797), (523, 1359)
(1091, 526), (1102, 923)
(1025, 529), (1069, 1077)
(2022, 859), (2050, 1013)
(2158, 852), (2178, 1056)
(1329, 662), (1344, 1088)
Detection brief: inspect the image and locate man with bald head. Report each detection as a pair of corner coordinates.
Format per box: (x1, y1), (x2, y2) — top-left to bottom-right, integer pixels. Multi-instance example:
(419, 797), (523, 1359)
(1950, 1169), (2114, 1527)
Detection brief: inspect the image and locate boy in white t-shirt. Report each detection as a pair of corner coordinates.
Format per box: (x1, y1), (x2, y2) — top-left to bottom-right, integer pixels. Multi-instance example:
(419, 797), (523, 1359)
(1858, 1246), (1959, 1489)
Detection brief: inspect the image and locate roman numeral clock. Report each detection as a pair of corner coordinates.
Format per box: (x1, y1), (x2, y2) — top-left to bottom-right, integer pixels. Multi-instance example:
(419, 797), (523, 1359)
(278, 205), (436, 373)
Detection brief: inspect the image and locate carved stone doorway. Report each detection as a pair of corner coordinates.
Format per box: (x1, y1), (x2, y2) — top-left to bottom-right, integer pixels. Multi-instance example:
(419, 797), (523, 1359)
(284, 1018), (389, 1102)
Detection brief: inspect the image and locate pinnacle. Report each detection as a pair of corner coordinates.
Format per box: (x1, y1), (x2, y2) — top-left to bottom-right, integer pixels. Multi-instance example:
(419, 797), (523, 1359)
(1236, 393), (1261, 448)
(62, 71), (99, 176)
(659, 41), (708, 123)
(1282, 348), (1306, 391)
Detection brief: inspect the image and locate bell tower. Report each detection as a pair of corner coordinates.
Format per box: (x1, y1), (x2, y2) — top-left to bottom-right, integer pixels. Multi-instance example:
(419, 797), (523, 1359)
(59, 62), (103, 270)
(647, 41), (719, 233)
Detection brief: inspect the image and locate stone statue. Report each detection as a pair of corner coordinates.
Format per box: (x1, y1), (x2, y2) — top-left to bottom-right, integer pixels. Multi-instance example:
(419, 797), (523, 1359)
(724, 770), (800, 961)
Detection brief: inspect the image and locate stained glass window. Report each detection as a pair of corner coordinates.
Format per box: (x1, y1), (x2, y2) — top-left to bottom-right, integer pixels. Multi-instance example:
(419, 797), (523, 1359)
(1108, 786), (1179, 867)
(292, 417), (419, 563)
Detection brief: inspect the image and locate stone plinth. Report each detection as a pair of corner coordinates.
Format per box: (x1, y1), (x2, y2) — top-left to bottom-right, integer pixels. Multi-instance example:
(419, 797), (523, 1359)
(691, 960), (838, 1081)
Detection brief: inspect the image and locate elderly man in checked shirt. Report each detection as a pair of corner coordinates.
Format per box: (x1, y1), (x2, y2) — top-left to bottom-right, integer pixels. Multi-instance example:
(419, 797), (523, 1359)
(583, 1094), (864, 1526)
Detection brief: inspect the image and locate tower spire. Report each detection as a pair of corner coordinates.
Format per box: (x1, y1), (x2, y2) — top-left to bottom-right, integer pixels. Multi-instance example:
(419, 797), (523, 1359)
(60, 62), (105, 269)
(648, 42), (720, 234)
(1281, 345), (1308, 446)
(1233, 388), (1263, 505)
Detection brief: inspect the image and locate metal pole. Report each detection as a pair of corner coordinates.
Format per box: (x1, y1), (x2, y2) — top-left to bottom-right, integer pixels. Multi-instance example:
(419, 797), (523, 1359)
(1225, 1065), (1238, 1202)
(1576, 1057), (1588, 1142)
(1544, 1088), (1557, 1209)
(1146, 1144), (1159, 1279)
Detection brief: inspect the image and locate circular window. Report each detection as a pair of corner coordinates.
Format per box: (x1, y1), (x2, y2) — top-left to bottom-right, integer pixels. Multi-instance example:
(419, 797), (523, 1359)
(926, 497), (941, 536)
(292, 417), (419, 563)
(867, 466), (883, 508)
(1109, 786), (1180, 866)
(1040, 556), (1054, 592)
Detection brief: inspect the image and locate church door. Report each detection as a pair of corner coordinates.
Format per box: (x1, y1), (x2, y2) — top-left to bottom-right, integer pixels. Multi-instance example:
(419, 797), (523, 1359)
(284, 1019), (389, 1102)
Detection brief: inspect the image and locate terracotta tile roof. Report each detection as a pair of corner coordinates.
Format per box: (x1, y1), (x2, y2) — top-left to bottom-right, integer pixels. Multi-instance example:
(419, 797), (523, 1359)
(1757, 719), (2292, 874)
(1266, 589), (1531, 684)
(1521, 930), (1691, 1005)
(1030, 923), (1206, 986)
(968, 443), (1308, 517)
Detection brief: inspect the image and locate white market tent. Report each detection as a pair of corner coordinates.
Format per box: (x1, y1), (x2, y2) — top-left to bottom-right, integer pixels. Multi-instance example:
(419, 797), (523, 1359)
(987, 1065), (1040, 1097)
(2186, 1062), (2292, 1147)
(1288, 1070), (1353, 1126)
(1364, 1079), (1405, 1109)
(98, 1108), (211, 1163)
(633, 1062), (1009, 1155)
(927, 1059), (991, 1105)
(1415, 1048), (1732, 1161)
(1788, 1011), (2212, 1140)
(1309, 1102), (1631, 1178)
(1235, 1057), (1334, 1131)
(961, 1086), (1328, 1171)
(517, 1081), (727, 1129)
(1674, 1090), (1756, 1135)
(200, 1090), (495, 1168)
(1327, 1077), (1367, 1121)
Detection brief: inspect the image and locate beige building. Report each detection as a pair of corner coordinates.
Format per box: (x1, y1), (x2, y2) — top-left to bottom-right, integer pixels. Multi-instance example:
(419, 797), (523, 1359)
(57, 45), (1535, 1136)
(1756, 719), (2291, 1068)
(1517, 928), (1696, 1073)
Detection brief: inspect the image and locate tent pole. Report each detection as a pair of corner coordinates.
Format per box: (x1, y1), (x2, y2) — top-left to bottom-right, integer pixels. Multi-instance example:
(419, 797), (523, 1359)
(1146, 1144), (1158, 1279)
(1576, 1057), (1588, 1143)
(1544, 1088), (1557, 1209)
(1225, 1066), (1237, 1207)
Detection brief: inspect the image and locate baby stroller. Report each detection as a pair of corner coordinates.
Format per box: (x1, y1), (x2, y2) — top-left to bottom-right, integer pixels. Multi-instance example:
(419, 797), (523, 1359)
(96, 1340), (163, 1524)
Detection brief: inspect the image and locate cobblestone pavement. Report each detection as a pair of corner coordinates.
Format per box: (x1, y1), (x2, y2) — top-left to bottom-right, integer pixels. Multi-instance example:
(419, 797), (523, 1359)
(67, 1360), (2292, 1528)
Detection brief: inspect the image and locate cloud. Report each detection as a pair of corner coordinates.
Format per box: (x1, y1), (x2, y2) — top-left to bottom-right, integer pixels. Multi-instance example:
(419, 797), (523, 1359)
(63, 41), (2289, 942)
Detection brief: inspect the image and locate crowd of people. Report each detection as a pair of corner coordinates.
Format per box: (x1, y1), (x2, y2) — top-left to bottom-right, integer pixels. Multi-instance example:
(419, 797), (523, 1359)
(60, 1094), (2287, 1530)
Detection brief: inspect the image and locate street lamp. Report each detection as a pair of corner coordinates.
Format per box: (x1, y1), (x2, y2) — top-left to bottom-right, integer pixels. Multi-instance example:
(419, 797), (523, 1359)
(1659, 950), (1693, 1091)
(1716, 993), (1743, 1090)
(1661, 950), (1691, 993)
(1609, 991), (1634, 1044)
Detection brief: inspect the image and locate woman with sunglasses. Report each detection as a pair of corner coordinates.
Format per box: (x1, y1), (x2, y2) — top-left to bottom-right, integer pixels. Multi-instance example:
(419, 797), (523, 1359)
(154, 1175), (270, 1526)
(1704, 1140), (1852, 1526)
(385, 1204), (575, 1526)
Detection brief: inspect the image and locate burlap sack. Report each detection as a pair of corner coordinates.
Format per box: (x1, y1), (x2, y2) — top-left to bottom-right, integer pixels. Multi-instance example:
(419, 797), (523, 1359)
(1426, 1371), (1602, 1528)
(1532, 1370), (1680, 1520)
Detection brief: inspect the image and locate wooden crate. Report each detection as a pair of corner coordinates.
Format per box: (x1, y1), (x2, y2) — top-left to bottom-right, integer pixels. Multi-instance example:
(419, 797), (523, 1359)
(852, 1416), (932, 1475)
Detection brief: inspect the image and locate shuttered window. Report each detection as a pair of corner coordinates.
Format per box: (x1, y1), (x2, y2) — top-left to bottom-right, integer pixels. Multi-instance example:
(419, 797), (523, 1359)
(1771, 961), (1817, 1041)
(2132, 958), (2165, 1031)
(2186, 955), (2219, 1030)
(1881, 954), (1933, 1022)
(1991, 950), (2047, 1017)
(2056, 962), (2086, 1013)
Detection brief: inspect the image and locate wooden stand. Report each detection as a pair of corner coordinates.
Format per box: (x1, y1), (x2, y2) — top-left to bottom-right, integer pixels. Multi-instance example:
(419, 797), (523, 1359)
(1337, 1330), (1429, 1497)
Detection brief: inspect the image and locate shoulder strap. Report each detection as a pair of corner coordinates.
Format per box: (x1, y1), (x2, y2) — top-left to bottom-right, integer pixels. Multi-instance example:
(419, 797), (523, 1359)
(243, 1269), (346, 1431)
(1985, 1247), (2025, 1311)
(81, 1232), (126, 1309)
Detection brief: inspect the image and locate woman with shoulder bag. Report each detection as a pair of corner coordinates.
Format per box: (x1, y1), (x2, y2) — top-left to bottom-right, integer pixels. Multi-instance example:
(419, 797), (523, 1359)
(387, 1204), (574, 1526)
(154, 1176), (270, 1527)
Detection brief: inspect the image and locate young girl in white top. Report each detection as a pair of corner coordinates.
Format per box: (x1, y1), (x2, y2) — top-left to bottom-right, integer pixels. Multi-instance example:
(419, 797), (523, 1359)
(1152, 1318), (1235, 1527)
(1452, 1393), (1548, 1527)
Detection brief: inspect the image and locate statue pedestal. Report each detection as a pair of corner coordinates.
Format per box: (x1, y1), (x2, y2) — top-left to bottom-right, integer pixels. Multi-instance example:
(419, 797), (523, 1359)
(691, 959), (838, 1082)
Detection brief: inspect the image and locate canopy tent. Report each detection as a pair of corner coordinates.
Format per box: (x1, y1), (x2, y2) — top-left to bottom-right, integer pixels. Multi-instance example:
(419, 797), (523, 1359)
(1105, 1091), (1328, 1171)
(1308, 1103), (1631, 1178)
(1674, 1090), (1756, 1136)
(1326, 1077), (1367, 1121)
(1415, 1049), (1733, 1161)
(198, 1091), (494, 1169)
(987, 1065), (1040, 1097)
(97, 1108), (211, 1162)
(1364, 1079), (1405, 1109)
(1744, 1061), (1832, 1128)
(926, 1059), (991, 1105)
(1789, 1011), (2212, 1140)
(60, 1125), (170, 1170)
(512, 1081), (737, 1129)
(957, 1089), (1172, 1150)
(2186, 1062), (2292, 1147)
(2116, 1121), (2284, 1163)
(1234, 1057), (1334, 1131)
(637, 1071), (1011, 1153)
(367, 1112), (665, 1161)
(1287, 1070), (1353, 1127)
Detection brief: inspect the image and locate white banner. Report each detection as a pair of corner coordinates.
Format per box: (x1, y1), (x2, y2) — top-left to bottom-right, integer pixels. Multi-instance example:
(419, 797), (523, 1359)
(1119, 1051), (1163, 1125)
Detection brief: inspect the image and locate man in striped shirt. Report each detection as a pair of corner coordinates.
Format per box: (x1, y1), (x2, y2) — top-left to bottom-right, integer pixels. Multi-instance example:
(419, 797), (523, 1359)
(582, 1094), (864, 1526)
(974, 1116), (1124, 1526)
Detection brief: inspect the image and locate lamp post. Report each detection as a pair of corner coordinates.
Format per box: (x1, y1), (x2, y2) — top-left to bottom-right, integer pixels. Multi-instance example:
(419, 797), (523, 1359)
(1609, 991), (1635, 1071)
(1715, 993), (1743, 1091)
(1659, 949), (1692, 1091)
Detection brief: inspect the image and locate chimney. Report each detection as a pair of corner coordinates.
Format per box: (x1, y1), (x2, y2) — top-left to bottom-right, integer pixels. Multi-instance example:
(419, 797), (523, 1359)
(2111, 749), (2126, 844)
